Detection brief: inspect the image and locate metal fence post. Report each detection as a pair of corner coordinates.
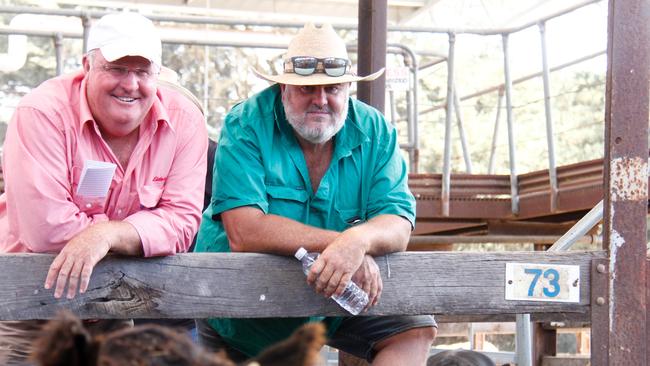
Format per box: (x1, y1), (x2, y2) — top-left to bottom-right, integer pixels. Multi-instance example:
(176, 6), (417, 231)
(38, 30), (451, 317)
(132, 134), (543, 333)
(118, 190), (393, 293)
(441, 32), (456, 216)
(501, 33), (519, 215)
(538, 21), (558, 213)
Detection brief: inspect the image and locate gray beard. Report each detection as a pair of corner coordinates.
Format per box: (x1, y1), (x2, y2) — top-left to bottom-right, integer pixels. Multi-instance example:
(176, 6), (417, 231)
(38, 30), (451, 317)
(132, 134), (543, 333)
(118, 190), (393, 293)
(284, 101), (348, 144)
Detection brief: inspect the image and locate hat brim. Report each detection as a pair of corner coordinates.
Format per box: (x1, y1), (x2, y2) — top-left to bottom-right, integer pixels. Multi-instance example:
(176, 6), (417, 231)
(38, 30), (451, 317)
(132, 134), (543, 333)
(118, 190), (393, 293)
(252, 67), (385, 86)
(100, 43), (161, 66)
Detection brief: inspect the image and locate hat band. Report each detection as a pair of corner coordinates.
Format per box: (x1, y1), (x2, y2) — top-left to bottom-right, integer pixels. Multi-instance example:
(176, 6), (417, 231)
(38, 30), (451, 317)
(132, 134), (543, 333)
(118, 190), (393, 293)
(284, 56), (351, 77)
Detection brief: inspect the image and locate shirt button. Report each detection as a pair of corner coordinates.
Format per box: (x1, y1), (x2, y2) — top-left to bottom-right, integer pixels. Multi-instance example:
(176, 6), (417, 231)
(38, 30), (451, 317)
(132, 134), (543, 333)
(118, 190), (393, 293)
(85, 203), (92, 208)
(118, 209), (123, 215)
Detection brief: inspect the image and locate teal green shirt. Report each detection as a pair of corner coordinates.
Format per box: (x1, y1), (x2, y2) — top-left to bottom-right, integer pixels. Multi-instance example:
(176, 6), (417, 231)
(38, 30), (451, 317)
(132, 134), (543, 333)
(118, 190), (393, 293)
(194, 84), (415, 356)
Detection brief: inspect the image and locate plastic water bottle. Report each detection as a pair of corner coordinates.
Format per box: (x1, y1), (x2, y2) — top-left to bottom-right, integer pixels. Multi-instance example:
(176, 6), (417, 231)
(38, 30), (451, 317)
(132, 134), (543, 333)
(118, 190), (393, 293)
(294, 247), (369, 315)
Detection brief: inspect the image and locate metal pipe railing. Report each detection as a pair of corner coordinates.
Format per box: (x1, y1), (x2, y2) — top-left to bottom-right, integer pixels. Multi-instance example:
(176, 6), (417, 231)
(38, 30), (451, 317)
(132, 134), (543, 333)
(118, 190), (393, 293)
(419, 50), (606, 116)
(384, 0), (603, 35)
(515, 314), (533, 366)
(502, 34), (519, 215)
(539, 21), (559, 213)
(409, 234), (601, 246)
(406, 46), (420, 173)
(53, 33), (63, 76)
(0, 26), (287, 49)
(202, 45), (210, 120)
(453, 90), (473, 173)
(387, 43), (420, 173)
(548, 200), (604, 252)
(441, 32), (456, 216)
(388, 90), (397, 125)
(418, 57), (447, 71)
(0, 0), (603, 35)
(406, 88), (415, 166)
(81, 12), (91, 53)
(487, 90), (504, 174)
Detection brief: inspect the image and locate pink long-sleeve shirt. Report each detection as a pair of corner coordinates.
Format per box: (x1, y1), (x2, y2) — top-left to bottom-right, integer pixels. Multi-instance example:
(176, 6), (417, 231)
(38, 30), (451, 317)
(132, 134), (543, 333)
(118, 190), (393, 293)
(0, 71), (208, 257)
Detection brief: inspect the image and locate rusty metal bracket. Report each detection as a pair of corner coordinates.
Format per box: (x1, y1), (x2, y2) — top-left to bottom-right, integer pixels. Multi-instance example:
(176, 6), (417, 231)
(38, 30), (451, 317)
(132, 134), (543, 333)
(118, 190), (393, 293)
(590, 258), (609, 366)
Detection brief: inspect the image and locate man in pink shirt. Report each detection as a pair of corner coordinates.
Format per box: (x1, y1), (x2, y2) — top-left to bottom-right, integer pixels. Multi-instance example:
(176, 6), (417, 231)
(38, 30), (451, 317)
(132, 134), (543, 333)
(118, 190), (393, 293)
(0, 12), (207, 364)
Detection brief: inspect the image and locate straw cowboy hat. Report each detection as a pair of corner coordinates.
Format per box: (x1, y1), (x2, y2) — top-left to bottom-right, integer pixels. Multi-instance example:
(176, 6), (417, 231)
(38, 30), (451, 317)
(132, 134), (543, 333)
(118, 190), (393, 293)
(253, 23), (384, 86)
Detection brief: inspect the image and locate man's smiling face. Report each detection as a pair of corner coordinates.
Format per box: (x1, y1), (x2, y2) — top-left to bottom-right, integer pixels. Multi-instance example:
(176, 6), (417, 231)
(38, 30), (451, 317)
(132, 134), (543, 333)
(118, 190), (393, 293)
(83, 50), (158, 139)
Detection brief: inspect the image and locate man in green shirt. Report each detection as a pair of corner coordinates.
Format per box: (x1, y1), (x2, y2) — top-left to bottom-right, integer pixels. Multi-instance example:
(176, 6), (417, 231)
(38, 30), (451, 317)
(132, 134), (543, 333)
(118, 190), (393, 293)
(195, 23), (437, 365)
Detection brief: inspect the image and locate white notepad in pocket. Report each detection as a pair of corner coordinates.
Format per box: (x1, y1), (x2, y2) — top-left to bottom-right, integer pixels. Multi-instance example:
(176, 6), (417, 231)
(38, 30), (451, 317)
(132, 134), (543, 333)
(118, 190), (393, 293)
(76, 160), (117, 198)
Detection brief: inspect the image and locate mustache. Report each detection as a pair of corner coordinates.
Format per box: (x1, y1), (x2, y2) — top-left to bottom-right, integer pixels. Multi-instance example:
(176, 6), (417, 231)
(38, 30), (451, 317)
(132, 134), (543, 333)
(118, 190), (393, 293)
(306, 105), (332, 113)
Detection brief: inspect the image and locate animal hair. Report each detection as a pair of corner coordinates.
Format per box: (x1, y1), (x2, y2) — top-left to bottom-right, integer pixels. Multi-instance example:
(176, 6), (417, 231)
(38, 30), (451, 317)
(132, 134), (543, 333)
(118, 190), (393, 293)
(31, 311), (326, 366)
(30, 311), (99, 366)
(250, 322), (326, 366)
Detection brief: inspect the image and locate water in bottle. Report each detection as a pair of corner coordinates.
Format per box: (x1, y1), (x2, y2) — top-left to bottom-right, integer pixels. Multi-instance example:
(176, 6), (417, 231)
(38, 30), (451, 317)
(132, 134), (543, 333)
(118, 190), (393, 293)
(294, 247), (369, 315)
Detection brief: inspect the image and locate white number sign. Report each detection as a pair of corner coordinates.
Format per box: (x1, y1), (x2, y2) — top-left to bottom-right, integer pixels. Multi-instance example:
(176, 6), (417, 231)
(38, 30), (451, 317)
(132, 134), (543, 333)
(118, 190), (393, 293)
(505, 263), (580, 303)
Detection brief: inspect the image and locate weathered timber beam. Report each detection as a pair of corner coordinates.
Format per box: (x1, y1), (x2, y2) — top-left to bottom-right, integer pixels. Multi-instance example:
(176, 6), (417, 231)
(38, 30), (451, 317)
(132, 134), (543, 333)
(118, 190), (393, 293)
(0, 251), (605, 320)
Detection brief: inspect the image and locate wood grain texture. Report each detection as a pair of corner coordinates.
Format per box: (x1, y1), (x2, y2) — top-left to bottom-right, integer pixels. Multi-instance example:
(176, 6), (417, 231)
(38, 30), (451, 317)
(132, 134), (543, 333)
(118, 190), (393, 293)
(0, 251), (605, 320)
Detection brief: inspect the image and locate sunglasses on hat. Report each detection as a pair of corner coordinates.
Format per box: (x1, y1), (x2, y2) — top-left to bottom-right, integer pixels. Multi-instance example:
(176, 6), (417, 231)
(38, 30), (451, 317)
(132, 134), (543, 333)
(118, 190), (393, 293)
(285, 56), (350, 77)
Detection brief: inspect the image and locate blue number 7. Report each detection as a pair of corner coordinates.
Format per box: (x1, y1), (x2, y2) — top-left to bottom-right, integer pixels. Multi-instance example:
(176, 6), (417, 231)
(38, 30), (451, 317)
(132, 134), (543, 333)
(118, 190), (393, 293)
(525, 268), (543, 296)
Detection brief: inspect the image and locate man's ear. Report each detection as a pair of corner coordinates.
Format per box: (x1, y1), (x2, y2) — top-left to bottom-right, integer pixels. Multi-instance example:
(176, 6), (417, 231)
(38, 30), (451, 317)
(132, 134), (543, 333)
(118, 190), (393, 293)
(82, 55), (91, 74)
(279, 84), (286, 93)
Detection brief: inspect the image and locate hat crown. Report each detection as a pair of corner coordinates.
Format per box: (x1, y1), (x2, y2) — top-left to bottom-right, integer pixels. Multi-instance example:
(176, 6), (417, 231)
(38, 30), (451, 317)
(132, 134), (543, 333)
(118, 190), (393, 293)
(285, 23), (348, 60)
(87, 12), (162, 66)
(253, 23), (384, 86)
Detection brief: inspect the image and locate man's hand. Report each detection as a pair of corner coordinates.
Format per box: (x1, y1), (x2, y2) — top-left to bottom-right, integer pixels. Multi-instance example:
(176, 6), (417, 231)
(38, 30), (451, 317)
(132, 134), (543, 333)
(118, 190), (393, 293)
(44, 221), (142, 299)
(307, 228), (369, 299)
(351, 255), (383, 309)
(44, 224), (110, 299)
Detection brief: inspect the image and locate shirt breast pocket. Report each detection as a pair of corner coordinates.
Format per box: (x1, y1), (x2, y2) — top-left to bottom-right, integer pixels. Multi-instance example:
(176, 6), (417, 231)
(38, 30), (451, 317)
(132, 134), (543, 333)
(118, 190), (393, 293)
(266, 185), (308, 221)
(71, 165), (110, 216)
(139, 185), (164, 209)
(334, 206), (366, 231)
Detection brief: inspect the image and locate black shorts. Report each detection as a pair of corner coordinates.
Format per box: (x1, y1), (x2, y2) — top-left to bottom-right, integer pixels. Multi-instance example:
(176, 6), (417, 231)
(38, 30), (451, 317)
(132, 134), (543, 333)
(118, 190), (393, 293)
(326, 315), (437, 362)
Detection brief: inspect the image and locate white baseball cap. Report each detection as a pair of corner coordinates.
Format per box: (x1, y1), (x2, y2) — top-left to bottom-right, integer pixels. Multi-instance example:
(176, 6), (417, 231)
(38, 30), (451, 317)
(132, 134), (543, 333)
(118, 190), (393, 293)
(87, 12), (162, 66)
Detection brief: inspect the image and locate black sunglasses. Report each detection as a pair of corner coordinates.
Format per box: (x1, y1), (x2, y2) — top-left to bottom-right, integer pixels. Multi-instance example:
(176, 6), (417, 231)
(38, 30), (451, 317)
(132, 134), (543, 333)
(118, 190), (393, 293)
(285, 56), (350, 77)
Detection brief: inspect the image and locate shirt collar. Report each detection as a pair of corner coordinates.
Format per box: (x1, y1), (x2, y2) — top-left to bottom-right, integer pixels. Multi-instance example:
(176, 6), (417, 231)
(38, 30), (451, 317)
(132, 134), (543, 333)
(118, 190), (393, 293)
(78, 73), (95, 129)
(150, 91), (174, 133)
(332, 100), (369, 160)
(78, 73), (173, 134)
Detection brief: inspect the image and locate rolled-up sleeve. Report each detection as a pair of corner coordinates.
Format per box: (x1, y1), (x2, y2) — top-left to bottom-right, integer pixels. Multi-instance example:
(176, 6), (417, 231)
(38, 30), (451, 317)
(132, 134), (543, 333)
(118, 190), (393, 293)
(124, 109), (208, 257)
(367, 121), (416, 227)
(210, 111), (268, 216)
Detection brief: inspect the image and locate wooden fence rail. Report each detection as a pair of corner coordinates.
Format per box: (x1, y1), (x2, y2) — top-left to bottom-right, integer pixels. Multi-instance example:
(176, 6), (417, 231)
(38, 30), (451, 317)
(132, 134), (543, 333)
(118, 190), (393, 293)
(0, 251), (605, 321)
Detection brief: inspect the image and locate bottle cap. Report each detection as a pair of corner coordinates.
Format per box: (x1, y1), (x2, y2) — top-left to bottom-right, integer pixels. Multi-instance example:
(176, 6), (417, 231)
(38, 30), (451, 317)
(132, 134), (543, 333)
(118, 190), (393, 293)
(294, 247), (307, 260)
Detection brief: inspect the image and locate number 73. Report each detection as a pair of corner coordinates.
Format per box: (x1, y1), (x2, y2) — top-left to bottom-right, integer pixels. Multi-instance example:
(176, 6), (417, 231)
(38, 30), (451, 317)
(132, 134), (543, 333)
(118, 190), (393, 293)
(524, 268), (560, 297)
